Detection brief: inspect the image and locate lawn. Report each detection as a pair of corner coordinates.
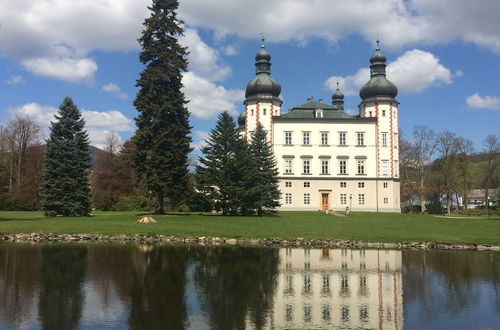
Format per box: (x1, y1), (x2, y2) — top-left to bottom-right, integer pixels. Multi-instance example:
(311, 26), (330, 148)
(0, 211), (499, 245)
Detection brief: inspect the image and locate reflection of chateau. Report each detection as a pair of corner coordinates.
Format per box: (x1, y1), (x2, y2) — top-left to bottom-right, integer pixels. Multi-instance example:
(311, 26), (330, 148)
(268, 248), (403, 329)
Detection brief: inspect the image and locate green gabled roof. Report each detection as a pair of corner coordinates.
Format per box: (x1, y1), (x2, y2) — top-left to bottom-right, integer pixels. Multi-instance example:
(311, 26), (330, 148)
(280, 109), (354, 119)
(292, 100), (335, 110)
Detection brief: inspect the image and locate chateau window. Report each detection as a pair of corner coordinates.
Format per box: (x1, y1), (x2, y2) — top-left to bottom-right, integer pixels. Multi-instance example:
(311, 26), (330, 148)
(284, 131), (293, 145)
(357, 160), (365, 175)
(286, 305), (293, 322)
(339, 160), (347, 174)
(284, 159), (293, 174)
(358, 182), (365, 188)
(285, 181), (292, 188)
(382, 109), (386, 117)
(394, 132), (398, 148)
(340, 181), (347, 188)
(321, 160), (329, 174)
(383, 182), (388, 188)
(303, 181), (310, 188)
(358, 194), (365, 205)
(304, 306), (312, 323)
(303, 160), (310, 174)
(321, 132), (329, 145)
(251, 109), (254, 116)
(382, 132), (387, 147)
(394, 160), (399, 177)
(263, 108), (267, 115)
(285, 193), (292, 204)
(369, 111), (372, 117)
(384, 197), (388, 204)
(340, 194), (347, 205)
(339, 132), (346, 145)
(341, 306), (350, 322)
(357, 132), (365, 146)
(382, 160), (389, 176)
(302, 131), (310, 145)
(322, 306), (331, 320)
(304, 193), (310, 205)
(360, 306), (368, 321)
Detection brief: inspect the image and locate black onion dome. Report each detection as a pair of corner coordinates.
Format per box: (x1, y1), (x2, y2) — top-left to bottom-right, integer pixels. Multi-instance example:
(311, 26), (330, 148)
(359, 76), (398, 99)
(245, 75), (282, 98)
(332, 84), (344, 100)
(255, 47), (271, 61)
(237, 112), (246, 126)
(245, 37), (282, 99)
(359, 40), (398, 100)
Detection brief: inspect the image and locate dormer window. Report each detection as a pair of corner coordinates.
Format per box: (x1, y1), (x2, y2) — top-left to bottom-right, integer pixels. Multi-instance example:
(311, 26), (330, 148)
(316, 109), (323, 118)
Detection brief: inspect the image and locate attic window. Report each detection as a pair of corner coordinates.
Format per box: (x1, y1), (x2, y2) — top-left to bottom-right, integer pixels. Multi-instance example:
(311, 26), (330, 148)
(316, 109), (323, 118)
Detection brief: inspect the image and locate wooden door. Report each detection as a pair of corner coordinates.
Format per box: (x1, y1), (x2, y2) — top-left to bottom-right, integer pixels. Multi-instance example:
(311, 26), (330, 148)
(321, 193), (329, 210)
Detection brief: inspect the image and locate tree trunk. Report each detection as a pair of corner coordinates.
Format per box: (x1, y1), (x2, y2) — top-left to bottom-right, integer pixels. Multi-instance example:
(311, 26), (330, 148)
(420, 175), (426, 212)
(156, 190), (164, 214)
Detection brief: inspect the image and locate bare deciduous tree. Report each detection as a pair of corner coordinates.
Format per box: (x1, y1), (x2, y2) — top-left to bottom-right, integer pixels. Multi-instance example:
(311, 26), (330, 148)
(412, 125), (436, 212)
(8, 117), (41, 189)
(482, 134), (500, 207)
(435, 130), (460, 214)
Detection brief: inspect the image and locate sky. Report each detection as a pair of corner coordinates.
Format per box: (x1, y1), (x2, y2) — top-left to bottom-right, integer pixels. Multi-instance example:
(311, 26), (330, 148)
(0, 0), (499, 152)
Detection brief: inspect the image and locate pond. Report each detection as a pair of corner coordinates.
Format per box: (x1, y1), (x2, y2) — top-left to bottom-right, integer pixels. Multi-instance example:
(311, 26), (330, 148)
(0, 244), (498, 329)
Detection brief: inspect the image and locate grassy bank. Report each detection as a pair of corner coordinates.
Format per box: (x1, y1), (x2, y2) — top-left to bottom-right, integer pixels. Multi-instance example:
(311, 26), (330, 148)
(0, 211), (499, 245)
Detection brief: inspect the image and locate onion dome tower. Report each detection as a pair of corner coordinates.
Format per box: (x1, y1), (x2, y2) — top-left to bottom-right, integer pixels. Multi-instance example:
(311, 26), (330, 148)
(332, 82), (345, 110)
(239, 37), (283, 140)
(358, 40), (401, 183)
(359, 40), (398, 102)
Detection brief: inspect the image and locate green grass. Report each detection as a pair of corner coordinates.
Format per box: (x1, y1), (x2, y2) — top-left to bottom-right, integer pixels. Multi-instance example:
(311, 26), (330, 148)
(0, 211), (499, 245)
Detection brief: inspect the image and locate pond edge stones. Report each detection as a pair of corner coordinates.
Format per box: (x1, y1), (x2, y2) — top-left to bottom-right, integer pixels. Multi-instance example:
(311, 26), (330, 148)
(1, 233), (499, 251)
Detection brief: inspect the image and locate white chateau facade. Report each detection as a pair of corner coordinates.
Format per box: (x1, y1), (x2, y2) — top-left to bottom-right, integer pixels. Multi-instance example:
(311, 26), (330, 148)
(239, 40), (401, 212)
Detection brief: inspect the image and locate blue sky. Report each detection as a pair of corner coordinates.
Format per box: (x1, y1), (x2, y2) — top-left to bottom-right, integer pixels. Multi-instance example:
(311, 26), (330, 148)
(0, 0), (499, 151)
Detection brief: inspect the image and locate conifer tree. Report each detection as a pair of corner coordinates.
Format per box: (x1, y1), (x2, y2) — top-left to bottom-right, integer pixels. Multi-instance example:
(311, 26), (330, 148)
(133, 0), (192, 214)
(42, 97), (91, 216)
(250, 124), (281, 215)
(196, 112), (257, 215)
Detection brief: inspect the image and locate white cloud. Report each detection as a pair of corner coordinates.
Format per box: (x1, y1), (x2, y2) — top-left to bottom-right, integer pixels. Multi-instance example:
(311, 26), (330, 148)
(191, 130), (210, 151)
(5, 75), (25, 85)
(325, 49), (453, 95)
(182, 72), (244, 120)
(221, 44), (238, 56)
(466, 93), (500, 110)
(22, 57), (97, 84)
(101, 83), (128, 100)
(179, 0), (500, 52)
(180, 28), (231, 81)
(7, 102), (133, 146)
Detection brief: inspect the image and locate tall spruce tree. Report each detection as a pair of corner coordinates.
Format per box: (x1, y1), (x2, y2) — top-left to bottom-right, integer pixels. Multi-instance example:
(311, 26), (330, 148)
(250, 124), (281, 215)
(196, 112), (257, 215)
(133, 0), (192, 214)
(42, 97), (91, 216)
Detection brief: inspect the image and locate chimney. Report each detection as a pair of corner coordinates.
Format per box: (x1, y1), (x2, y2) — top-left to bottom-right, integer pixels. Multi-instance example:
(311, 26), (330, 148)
(307, 97), (313, 102)
(318, 98), (323, 103)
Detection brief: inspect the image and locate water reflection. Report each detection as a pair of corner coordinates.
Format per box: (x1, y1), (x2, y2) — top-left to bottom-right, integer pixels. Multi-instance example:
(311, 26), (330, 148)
(272, 248), (403, 329)
(0, 244), (498, 329)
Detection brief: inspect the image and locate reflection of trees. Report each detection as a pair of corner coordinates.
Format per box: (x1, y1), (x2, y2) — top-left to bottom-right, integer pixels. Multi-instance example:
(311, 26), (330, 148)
(87, 244), (190, 330)
(0, 244), (41, 328)
(403, 250), (500, 319)
(38, 244), (87, 330)
(194, 246), (279, 330)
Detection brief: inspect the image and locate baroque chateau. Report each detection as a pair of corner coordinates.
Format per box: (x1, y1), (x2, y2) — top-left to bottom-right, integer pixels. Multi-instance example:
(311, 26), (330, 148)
(238, 40), (401, 212)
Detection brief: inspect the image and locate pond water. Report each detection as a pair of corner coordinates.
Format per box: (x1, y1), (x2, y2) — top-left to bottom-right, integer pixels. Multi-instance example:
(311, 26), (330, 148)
(0, 244), (498, 330)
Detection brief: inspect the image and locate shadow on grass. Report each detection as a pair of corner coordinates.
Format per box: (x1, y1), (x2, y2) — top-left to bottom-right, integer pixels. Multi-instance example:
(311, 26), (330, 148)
(0, 217), (43, 222)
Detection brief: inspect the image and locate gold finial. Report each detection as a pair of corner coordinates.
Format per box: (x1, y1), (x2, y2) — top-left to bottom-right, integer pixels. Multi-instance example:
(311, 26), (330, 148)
(260, 33), (265, 48)
(376, 38), (380, 51)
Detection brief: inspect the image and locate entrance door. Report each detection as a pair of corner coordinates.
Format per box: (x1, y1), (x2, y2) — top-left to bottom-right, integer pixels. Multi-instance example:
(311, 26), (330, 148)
(321, 193), (329, 210)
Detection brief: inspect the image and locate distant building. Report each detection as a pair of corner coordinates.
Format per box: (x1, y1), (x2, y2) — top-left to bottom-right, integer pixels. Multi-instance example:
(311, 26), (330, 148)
(239, 39), (401, 212)
(468, 189), (498, 208)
